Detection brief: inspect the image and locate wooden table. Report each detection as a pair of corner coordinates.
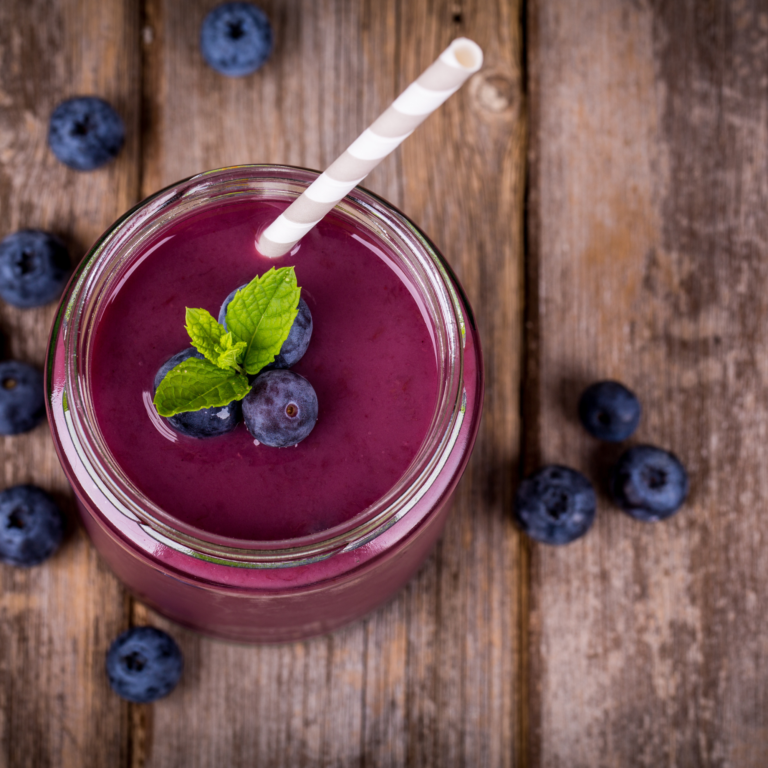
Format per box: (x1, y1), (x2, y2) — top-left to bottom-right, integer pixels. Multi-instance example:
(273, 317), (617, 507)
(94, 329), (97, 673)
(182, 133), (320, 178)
(1, 0), (766, 765)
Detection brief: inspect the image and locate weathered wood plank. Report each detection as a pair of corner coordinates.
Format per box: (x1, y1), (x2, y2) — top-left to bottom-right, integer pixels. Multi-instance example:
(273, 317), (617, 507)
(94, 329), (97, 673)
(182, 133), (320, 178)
(137, 0), (524, 766)
(527, 0), (768, 764)
(0, 1), (141, 766)
(395, 2), (524, 766)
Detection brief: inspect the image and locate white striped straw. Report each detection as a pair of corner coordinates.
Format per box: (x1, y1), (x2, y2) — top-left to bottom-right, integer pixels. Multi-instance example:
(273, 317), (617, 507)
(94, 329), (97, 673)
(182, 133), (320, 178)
(258, 37), (484, 258)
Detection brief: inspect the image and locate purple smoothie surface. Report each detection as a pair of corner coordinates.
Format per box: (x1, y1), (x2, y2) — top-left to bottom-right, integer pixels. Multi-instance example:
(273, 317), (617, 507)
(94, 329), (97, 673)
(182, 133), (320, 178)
(90, 200), (438, 541)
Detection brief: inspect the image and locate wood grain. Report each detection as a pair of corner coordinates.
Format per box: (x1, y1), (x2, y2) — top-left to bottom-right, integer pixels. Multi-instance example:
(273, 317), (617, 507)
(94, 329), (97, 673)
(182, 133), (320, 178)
(527, 0), (768, 764)
(0, 1), (141, 766)
(7, 0), (768, 764)
(135, 1), (525, 766)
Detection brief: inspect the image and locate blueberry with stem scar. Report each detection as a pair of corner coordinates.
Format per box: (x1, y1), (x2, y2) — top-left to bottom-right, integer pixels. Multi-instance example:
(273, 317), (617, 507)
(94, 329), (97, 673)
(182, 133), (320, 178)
(243, 369), (318, 447)
(106, 626), (183, 703)
(0, 230), (71, 308)
(48, 97), (125, 171)
(610, 444), (688, 521)
(513, 465), (596, 545)
(0, 485), (65, 567)
(200, 2), (273, 77)
(0, 361), (45, 435)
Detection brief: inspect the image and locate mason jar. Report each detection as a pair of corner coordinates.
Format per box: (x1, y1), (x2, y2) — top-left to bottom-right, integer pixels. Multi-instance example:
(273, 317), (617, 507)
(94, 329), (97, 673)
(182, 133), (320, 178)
(46, 165), (483, 643)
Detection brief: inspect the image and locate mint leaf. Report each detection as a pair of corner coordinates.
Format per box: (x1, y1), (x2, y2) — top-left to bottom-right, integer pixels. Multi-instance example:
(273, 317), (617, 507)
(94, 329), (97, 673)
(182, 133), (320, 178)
(225, 267), (300, 375)
(186, 309), (247, 372)
(215, 332), (247, 370)
(153, 357), (251, 417)
(185, 308), (227, 366)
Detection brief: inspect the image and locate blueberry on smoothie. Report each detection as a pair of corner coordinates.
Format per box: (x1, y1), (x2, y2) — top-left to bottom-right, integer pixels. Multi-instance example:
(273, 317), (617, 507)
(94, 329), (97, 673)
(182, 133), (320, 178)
(0, 485), (65, 567)
(219, 288), (313, 368)
(48, 97), (125, 171)
(272, 298), (313, 368)
(513, 465), (596, 545)
(154, 349), (242, 438)
(106, 626), (183, 703)
(200, 2), (273, 77)
(0, 230), (71, 308)
(578, 380), (641, 442)
(610, 444), (688, 522)
(217, 283), (246, 327)
(0, 361), (45, 435)
(243, 369), (318, 447)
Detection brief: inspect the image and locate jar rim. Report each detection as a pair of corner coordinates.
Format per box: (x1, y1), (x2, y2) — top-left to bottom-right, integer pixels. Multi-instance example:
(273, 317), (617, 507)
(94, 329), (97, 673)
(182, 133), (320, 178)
(50, 164), (469, 567)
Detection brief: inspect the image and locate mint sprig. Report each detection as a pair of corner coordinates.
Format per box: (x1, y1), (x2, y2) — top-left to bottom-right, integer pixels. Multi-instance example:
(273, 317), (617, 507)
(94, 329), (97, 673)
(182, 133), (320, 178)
(153, 267), (301, 418)
(185, 308), (247, 372)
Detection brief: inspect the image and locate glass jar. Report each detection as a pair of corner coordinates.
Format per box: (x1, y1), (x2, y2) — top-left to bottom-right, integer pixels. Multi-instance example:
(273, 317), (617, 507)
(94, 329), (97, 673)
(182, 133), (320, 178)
(46, 165), (483, 643)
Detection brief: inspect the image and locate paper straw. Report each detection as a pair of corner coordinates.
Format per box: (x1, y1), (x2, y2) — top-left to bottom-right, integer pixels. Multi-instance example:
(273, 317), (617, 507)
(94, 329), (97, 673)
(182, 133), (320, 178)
(258, 37), (484, 258)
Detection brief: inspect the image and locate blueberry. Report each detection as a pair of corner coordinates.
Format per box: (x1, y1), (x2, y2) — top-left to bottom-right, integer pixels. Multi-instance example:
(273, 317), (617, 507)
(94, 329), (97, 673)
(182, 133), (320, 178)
(243, 369), (318, 447)
(217, 285), (240, 326)
(0, 361), (45, 435)
(513, 465), (596, 545)
(578, 380), (641, 442)
(0, 230), (71, 308)
(0, 485), (65, 567)
(48, 96), (125, 171)
(219, 287), (313, 369)
(106, 626), (183, 703)
(200, 3), (273, 77)
(610, 444), (688, 522)
(154, 349), (242, 438)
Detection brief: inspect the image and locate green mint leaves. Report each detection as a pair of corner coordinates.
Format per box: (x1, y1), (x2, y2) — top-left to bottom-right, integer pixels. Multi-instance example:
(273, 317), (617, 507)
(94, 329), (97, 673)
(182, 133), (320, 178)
(153, 267), (300, 418)
(153, 358), (252, 417)
(215, 333), (247, 371)
(226, 266), (300, 375)
(185, 309), (247, 372)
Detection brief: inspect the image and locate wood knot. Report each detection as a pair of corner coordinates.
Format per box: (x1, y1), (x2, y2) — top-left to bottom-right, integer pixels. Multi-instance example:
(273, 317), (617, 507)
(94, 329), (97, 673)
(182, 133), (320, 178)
(471, 71), (517, 115)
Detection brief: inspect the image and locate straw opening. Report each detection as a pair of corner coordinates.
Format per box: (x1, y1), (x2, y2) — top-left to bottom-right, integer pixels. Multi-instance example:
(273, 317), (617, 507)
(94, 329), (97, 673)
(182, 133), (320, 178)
(449, 39), (484, 71)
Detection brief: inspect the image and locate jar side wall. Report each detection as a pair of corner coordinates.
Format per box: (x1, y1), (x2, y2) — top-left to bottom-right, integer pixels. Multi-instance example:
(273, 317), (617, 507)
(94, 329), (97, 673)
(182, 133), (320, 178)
(78, 492), (455, 643)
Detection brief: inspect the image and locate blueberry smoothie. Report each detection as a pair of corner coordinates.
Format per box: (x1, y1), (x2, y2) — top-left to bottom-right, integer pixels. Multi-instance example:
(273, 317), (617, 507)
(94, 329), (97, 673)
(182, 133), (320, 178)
(90, 199), (438, 542)
(47, 166), (483, 642)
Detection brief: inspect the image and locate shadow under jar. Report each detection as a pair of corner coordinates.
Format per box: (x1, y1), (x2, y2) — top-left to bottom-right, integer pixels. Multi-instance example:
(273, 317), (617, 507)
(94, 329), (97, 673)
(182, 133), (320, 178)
(46, 165), (483, 643)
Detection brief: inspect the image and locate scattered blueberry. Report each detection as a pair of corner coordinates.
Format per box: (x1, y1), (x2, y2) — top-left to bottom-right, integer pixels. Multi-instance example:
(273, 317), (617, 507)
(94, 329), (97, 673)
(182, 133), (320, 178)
(0, 230), (71, 308)
(0, 361), (45, 435)
(106, 626), (183, 703)
(48, 96), (125, 171)
(219, 288), (313, 368)
(610, 444), (689, 522)
(243, 369), (318, 447)
(154, 349), (242, 438)
(200, 2), (273, 77)
(513, 465), (596, 545)
(578, 380), (641, 442)
(0, 485), (65, 567)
